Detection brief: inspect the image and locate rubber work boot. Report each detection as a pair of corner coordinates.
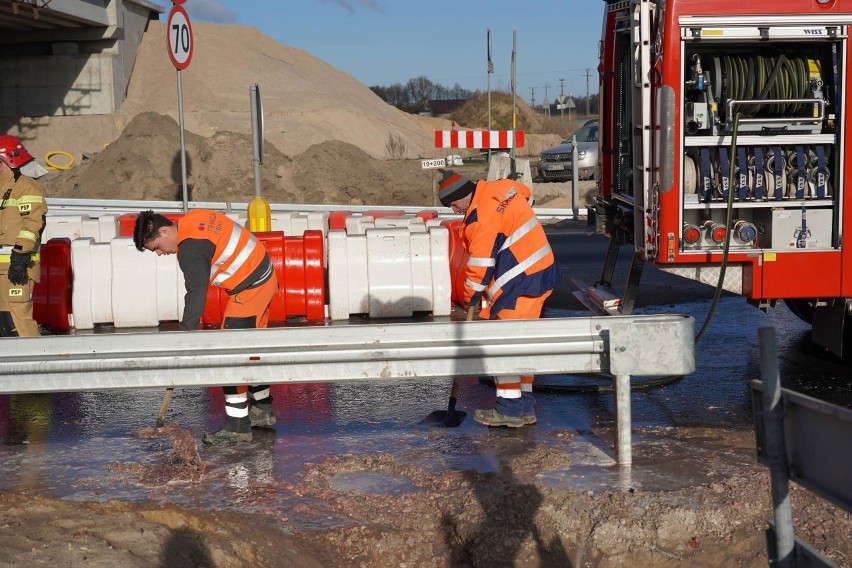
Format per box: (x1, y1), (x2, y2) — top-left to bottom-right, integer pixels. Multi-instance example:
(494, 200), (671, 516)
(202, 416), (252, 445)
(522, 392), (537, 425)
(249, 398), (276, 428)
(473, 408), (525, 428)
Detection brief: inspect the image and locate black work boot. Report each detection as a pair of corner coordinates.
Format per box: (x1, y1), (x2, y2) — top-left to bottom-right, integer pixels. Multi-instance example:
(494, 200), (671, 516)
(249, 397), (276, 428)
(522, 391), (537, 425)
(473, 396), (525, 428)
(202, 415), (252, 445)
(473, 408), (525, 428)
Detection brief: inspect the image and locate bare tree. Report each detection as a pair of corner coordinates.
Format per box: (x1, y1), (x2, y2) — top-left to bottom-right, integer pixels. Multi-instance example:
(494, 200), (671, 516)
(406, 76), (436, 113)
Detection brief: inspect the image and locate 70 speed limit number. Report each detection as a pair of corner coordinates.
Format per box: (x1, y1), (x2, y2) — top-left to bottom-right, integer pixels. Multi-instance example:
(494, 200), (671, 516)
(166, 5), (193, 70)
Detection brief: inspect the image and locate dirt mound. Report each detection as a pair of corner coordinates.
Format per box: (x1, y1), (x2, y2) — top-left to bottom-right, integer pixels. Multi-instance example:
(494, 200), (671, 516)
(451, 92), (548, 133)
(24, 23), (567, 207)
(115, 21), (445, 162)
(40, 111), (446, 206)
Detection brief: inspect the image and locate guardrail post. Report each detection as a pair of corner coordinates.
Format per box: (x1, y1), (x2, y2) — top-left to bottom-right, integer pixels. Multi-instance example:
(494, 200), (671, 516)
(758, 327), (795, 567)
(614, 373), (632, 465)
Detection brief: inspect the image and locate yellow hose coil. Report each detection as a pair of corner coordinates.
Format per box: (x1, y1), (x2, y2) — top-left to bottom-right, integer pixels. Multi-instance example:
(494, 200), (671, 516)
(44, 150), (75, 170)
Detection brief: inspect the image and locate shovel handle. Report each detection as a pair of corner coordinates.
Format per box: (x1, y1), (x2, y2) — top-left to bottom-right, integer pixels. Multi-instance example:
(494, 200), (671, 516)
(155, 388), (174, 428)
(445, 306), (476, 417)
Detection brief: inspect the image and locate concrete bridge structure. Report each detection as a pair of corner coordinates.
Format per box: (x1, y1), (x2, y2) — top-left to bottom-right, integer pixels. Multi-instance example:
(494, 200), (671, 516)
(0, 0), (163, 124)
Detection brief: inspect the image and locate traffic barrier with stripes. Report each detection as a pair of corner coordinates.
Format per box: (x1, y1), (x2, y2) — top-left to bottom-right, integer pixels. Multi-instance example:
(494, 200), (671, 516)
(434, 130), (525, 149)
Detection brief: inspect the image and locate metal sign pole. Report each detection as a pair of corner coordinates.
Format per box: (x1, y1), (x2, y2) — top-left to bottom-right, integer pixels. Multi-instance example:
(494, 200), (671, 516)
(247, 83), (271, 231)
(510, 30), (517, 179)
(487, 28), (492, 164)
(177, 69), (188, 212)
(250, 84), (262, 197)
(166, 3), (193, 212)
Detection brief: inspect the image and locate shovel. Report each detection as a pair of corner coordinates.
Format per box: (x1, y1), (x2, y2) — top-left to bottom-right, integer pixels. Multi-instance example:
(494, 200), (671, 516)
(420, 306), (474, 427)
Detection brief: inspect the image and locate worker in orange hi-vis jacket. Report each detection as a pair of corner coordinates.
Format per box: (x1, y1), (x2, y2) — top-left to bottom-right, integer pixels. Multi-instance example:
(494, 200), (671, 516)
(133, 209), (279, 445)
(0, 136), (47, 337)
(438, 170), (563, 428)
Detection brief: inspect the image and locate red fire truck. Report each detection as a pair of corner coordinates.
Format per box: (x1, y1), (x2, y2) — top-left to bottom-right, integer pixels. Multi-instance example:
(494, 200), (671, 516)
(591, 0), (852, 355)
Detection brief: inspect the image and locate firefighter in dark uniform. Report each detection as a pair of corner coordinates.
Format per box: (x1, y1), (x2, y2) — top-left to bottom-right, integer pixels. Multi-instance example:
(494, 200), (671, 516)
(0, 136), (47, 337)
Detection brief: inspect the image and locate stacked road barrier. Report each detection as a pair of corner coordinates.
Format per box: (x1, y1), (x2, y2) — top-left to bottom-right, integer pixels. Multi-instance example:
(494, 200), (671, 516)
(32, 207), (468, 332)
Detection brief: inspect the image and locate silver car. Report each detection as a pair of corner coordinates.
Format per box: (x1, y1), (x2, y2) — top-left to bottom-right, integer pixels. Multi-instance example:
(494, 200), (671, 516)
(538, 120), (599, 181)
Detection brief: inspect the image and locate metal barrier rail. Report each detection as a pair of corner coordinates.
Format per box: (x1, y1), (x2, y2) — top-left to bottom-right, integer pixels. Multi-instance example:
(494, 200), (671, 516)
(45, 197), (584, 222)
(0, 314), (694, 464)
(753, 327), (852, 568)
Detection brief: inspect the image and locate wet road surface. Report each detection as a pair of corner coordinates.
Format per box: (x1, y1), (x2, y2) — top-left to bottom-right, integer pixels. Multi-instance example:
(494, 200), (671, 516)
(1, 228), (849, 526)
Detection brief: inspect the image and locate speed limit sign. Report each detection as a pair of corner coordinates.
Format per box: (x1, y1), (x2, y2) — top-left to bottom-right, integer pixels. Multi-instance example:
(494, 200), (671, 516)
(166, 5), (193, 70)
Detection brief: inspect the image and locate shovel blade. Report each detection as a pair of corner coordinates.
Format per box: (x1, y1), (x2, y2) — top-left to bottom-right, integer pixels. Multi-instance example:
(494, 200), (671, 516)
(420, 409), (467, 428)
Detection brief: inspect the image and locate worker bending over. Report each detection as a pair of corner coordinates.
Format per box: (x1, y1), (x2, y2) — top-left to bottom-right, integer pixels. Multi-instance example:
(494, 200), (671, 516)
(0, 136), (47, 337)
(438, 171), (562, 427)
(133, 209), (279, 444)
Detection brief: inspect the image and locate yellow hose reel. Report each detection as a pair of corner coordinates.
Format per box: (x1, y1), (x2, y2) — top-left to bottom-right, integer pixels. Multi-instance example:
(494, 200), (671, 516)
(44, 150), (75, 170)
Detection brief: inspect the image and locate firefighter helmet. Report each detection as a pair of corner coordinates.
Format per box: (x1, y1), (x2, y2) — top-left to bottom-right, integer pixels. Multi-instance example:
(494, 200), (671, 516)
(0, 135), (34, 169)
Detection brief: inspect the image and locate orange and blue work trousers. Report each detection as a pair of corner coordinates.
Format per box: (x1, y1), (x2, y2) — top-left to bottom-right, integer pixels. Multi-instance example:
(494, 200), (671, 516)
(220, 273), (278, 420)
(492, 291), (552, 417)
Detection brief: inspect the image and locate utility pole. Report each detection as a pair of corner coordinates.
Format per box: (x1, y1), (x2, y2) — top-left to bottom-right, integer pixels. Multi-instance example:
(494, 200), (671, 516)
(559, 77), (565, 96)
(529, 87), (535, 108)
(543, 83), (550, 116)
(585, 68), (591, 115)
(487, 28), (493, 163)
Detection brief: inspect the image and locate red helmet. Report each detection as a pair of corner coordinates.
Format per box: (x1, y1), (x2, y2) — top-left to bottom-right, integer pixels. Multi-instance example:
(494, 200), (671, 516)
(0, 135), (34, 169)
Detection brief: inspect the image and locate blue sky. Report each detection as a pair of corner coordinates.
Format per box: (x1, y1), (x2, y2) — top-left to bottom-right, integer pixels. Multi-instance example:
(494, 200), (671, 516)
(175, 0), (603, 104)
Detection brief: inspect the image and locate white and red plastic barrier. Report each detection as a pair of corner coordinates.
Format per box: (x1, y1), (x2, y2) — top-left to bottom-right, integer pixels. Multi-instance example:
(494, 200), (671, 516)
(434, 130), (525, 149)
(32, 209), (471, 332)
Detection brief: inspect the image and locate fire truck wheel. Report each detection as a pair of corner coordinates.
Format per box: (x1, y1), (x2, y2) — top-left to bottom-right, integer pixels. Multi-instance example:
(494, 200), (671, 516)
(784, 299), (814, 325)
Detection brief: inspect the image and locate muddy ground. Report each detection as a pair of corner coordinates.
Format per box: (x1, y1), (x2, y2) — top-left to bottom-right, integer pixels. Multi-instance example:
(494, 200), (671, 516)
(0, 424), (849, 568)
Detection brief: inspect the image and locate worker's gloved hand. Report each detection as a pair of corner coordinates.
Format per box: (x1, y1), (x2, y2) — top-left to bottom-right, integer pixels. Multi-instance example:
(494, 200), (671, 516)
(7, 250), (31, 285)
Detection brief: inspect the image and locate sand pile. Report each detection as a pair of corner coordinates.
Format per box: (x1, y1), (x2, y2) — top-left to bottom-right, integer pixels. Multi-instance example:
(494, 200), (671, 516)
(25, 21), (569, 207)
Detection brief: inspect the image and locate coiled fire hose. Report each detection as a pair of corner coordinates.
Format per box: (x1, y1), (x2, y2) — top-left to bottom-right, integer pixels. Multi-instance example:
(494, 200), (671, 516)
(537, 112), (748, 394)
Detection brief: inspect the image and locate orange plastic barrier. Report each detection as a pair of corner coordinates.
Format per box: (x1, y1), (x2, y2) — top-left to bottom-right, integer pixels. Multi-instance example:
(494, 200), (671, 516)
(201, 230), (326, 327)
(328, 211), (353, 231)
(33, 238), (73, 332)
(416, 210), (439, 222)
(116, 212), (184, 237)
(441, 219), (468, 306)
(288, 231), (325, 321)
(362, 210), (404, 220)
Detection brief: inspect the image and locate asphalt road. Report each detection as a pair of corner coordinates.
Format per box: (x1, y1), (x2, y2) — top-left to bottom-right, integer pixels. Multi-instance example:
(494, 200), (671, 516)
(545, 226), (852, 415)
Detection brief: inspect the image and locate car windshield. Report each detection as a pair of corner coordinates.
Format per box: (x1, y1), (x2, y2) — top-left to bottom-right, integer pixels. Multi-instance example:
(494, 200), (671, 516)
(566, 124), (597, 143)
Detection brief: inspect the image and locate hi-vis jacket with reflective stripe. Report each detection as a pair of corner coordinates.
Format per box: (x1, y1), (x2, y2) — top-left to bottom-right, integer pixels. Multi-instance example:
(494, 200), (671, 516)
(461, 178), (562, 319)
(0, 172), (47, 263)
(177, 209), (273, 330)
